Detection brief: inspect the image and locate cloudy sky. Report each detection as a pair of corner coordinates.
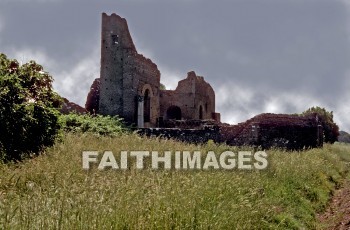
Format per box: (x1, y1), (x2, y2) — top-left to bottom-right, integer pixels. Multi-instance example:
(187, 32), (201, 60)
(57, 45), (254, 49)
(1, 0), (350, 131)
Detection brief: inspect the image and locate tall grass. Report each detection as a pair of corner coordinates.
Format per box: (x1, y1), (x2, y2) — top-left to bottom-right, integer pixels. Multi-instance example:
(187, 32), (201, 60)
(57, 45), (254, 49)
(0, 133), (349, 229)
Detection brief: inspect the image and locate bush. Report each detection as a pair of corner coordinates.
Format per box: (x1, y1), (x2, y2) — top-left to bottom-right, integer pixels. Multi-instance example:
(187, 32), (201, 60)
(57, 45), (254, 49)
(59, 113), (127, 136)
(0, 53), (61, 161)
(303, 106), (339, 144)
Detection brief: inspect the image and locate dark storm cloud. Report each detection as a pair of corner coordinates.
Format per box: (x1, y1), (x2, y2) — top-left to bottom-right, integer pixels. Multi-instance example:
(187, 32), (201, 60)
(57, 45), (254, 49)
(0, 0), (349, 130)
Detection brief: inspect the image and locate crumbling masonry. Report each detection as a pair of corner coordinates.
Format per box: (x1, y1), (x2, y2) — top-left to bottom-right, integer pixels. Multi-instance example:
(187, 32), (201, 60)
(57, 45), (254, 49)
(85, 13), (323, 150)
(89, 13), (220, 128)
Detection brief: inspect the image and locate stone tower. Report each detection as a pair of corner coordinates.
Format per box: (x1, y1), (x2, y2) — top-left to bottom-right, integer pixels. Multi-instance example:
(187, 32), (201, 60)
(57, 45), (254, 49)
(99, 13), (161, 127)
(94, 13), (220, 127)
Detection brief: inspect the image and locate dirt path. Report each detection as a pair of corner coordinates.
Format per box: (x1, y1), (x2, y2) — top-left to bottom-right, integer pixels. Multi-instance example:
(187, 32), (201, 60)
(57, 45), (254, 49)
(317, 180), (350, 229)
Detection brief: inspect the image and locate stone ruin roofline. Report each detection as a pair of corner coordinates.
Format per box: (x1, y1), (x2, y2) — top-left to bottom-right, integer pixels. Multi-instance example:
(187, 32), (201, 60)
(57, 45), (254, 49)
(179, 71), (214, 91)
(186, 71), (212, 86)
(134, 53), (160, 73)
(102, 12), (217, 91)
(102, 12), (160, 73)
(238, 113), (319, 126)
(159, 71), (214, 92)
(103, 12), (125, 21)
(102, 12), (136, 51)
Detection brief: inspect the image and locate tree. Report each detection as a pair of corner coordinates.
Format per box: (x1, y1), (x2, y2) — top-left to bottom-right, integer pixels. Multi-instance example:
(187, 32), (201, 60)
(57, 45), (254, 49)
(0, 53), (61, 161)
(302, 106), (339, 144)
(160, 83), (166, 90)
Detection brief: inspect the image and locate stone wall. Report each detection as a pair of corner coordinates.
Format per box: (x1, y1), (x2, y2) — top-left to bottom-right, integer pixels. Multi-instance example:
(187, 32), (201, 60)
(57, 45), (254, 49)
(138, 127), (220, 145)
(85, 78), (100, 114)
(87, 13), (323, 150)
(219, 113), (323, 150)
(60, 98), (86, 114)
(161, 119), (219, 129)
(99, 13), (160, 127)
(140, 113), (323, 150)
(93, 13), (221, 128)
(159, 71), (219, 121)
(99, 13), (132, 117)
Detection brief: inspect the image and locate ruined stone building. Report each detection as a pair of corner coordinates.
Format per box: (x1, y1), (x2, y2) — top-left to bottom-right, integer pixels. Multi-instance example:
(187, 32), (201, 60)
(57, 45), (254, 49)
(84, 13), (326, 150)
(139, 113), (324, 150)
(86, 13), (220, 127)
(160, 71), (220, 122)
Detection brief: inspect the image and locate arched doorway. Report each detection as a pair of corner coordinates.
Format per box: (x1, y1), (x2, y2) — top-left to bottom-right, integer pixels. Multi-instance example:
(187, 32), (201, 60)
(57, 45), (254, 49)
(199, 105), (203, 119)
(166, 106), (181, 120)
(144, 89), (151, 122)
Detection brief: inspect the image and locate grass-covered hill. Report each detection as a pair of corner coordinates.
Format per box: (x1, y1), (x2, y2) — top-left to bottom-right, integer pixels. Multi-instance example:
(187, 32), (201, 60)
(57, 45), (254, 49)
(1, 129), (349, 229)
(1, 54), (350, 229)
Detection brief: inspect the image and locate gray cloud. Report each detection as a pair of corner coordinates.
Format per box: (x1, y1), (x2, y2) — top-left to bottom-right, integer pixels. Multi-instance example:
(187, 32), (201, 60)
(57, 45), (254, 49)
(0, 0), (349, 131)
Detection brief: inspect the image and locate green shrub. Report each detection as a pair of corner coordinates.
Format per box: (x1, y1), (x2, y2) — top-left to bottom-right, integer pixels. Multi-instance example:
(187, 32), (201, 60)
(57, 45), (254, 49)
(59, 113), (127, 136)
(0, 53), (61, 161)
(302, 106), (339, 143)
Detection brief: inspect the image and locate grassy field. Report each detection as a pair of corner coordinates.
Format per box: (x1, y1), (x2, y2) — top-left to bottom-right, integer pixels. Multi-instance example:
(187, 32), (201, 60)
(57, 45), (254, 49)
(0, 133), (349, 229)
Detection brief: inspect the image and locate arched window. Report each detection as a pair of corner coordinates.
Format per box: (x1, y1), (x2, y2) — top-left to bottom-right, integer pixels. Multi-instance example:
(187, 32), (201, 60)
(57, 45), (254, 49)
(199, 105), (203, 119)
(144, 89), (151, 122)
(166, 106), (182, 120)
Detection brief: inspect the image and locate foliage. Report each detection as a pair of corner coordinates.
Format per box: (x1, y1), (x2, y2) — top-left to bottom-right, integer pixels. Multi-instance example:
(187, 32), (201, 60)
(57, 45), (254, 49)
(59, 113), (127, 136)
(159, 83), (166, 90)
(0, 53), (61, 161)
(303, 106), (339, 144)
(0, 133), (349, 229)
